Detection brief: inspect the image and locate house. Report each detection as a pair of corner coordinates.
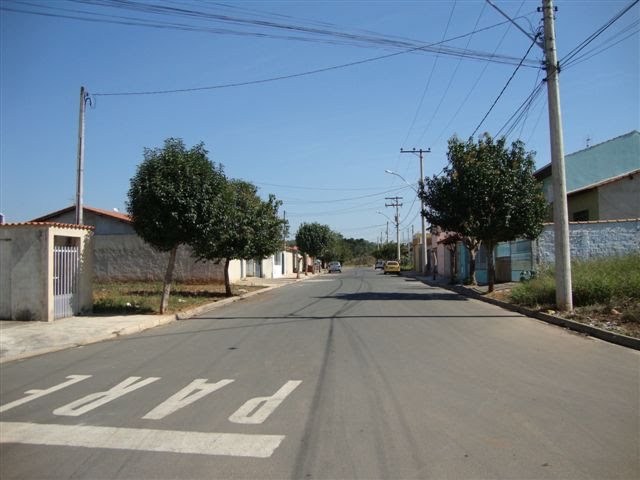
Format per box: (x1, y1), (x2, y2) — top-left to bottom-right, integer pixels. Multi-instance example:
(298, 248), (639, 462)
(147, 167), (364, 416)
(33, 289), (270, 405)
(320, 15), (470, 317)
(31, 206), (294, 283)
(439, 131), (640, 284)
(534, 130), (640, 221)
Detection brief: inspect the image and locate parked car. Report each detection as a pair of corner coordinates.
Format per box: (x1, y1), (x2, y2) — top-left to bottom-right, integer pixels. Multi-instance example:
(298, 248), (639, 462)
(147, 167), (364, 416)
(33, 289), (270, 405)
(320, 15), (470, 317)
(383, 260), (400, 275)
(327, 261), (342, 273)
(374, 259), (385, 269)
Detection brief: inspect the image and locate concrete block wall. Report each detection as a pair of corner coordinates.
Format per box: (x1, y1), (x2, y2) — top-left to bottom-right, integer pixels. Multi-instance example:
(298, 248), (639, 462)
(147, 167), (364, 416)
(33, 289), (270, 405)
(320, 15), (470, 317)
(94, 235), (231, 283)
(535, 219), (640, 265)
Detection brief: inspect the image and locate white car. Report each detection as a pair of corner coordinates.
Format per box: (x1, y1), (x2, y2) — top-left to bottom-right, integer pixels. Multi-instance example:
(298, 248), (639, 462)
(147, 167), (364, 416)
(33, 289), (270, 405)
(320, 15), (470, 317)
(327, 261), (342, 273)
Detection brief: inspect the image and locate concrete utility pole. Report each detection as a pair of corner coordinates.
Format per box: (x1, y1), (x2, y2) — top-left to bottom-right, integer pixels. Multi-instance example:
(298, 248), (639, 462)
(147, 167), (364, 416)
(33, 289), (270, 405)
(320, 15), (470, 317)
(75, 86), (91, 225)
(385, 197), (403, 261)
(400, 148), (430, 275)
(541, 0), (573, 311)
(487, 0), (573, 310)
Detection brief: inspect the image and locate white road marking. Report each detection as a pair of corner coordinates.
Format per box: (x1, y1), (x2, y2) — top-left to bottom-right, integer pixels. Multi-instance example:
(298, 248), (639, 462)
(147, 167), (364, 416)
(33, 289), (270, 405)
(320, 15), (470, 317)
(143, 378), (234, 420)
(0, 422), (285, 458)
(53, 376), (160, 417)
(229, 380), (302, 424)
(0, 375), (91, 413)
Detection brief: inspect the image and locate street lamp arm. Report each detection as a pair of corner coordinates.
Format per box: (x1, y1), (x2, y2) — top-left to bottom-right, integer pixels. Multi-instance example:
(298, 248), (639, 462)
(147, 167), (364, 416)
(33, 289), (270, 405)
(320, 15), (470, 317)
(385, 169), (418, 193)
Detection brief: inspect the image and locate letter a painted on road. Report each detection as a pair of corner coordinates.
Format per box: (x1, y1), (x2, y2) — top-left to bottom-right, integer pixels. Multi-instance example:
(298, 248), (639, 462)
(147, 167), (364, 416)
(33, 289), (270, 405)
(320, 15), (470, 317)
(142, 378), (234, 420)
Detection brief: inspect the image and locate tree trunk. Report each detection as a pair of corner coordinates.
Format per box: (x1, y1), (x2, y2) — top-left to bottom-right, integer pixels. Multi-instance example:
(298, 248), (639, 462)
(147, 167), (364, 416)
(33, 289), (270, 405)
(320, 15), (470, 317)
(486, 240), (496, 293)
(448, 244), (457, 284)
(464, 238), (480, 286)
(224, 258), (232, 297)
(160, 245), (178, 314)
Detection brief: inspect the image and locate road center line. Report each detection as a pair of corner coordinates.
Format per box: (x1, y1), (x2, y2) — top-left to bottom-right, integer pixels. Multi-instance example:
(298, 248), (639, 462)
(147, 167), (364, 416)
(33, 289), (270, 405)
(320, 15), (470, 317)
(0, 422), (285, 458)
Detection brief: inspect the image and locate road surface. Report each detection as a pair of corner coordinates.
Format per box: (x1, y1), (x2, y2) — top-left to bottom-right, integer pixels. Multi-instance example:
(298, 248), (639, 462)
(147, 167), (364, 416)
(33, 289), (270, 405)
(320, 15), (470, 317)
(1, 268), (638, 479)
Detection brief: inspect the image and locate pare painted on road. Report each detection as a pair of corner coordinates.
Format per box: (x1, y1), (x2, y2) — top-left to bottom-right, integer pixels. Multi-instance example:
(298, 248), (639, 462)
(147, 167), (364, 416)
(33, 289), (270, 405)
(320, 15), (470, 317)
(0, 374), (302, 423)
(0, 375), (303, 458)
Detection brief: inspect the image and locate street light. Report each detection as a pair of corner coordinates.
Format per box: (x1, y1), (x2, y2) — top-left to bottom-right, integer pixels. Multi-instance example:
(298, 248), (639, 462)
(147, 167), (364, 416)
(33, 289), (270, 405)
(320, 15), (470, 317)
(385, 169), (428, 276)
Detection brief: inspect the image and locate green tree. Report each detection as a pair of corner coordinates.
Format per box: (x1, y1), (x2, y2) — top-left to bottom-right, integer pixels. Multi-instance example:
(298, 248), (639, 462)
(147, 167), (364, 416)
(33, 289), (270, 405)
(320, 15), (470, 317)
(295, 223), (333, 272)
(372, 242), (408, 261)
(420, 134), (547, 291)
(127, 138), (226, 313)
(193, 180), (288, 296)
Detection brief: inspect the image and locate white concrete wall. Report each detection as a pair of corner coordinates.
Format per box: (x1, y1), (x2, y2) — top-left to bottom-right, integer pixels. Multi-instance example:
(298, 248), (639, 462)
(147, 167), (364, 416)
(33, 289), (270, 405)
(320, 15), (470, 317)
(535, 219), (640, 265)
(0, 225), (93, 321)
(0, 226), (48, 320)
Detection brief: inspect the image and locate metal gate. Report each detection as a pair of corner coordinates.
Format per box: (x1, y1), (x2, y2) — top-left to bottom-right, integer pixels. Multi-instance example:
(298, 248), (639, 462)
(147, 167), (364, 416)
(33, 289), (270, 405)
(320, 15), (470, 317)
(54, 245), (80, 319)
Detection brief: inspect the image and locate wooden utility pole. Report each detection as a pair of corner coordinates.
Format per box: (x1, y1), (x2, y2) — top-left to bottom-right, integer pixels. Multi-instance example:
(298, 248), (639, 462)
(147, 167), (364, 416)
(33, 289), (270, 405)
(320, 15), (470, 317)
(541, 0), (573, 311)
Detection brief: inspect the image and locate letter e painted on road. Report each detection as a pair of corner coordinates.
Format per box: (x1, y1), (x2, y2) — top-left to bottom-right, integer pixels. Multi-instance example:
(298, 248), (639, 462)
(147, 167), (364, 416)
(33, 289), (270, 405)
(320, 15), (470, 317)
(53, 376), (160, 417)
(143, 378), (234, 420)
(229, 381), (302, 424)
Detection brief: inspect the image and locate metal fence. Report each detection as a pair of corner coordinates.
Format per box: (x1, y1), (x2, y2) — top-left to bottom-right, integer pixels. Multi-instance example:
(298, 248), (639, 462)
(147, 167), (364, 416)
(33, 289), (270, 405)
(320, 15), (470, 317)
(53, 245), (79, 319)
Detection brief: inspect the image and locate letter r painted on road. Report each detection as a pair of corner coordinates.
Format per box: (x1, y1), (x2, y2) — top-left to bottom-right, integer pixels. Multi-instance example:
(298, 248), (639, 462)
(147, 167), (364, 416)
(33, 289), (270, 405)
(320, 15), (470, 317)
(53, 376), (160, 417)
(0, 375), (92, 413)
(142, 378), (234, 420)
(229, 380), (302, 424)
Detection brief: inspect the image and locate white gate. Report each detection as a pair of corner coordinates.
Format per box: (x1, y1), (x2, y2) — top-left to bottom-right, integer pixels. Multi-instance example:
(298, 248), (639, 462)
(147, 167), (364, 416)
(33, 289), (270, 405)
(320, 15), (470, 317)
(54, 245), (80, 319)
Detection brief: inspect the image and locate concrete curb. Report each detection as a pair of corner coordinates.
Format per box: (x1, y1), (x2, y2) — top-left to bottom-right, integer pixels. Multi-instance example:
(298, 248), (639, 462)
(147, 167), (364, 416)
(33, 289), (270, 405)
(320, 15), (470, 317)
(406, 273), (640, 351)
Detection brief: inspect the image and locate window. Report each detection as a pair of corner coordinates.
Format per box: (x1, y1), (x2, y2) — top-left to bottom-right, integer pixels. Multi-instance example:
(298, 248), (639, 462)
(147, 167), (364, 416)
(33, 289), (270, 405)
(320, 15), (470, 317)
(573, 210), (589, 221)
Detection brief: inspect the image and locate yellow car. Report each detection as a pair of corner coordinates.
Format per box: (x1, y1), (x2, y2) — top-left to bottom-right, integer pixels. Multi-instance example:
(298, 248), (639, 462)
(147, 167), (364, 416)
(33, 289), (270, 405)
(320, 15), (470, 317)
(383, 260), (400, 274)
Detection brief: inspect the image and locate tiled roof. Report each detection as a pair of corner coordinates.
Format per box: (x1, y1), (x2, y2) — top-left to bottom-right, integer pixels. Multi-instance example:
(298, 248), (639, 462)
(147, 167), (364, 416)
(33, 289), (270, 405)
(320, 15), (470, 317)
(31, 205), (132, 224)
(0, 222), (95, 230)
(543, 218), (640, 225)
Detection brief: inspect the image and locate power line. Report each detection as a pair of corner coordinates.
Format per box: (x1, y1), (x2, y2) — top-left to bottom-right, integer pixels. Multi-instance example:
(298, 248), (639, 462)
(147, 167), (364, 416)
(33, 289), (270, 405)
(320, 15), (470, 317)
(400, 0), (457, 147)
(470, 31), (541, 138)
(416, 0), (486, 145)
(561, 0), (639, 67)
(432, 0), (529, 146)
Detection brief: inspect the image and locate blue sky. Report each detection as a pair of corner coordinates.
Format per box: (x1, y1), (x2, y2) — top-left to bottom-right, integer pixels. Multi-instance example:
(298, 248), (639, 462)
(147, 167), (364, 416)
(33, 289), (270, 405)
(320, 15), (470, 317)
(1, 0), (638, 242)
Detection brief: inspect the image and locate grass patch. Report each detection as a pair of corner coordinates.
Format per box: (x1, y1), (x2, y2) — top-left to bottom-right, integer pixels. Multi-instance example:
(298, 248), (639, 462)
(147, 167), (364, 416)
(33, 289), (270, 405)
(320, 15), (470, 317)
(509, 253), (640, 337)
(512, 253), (640, 309)
(93, 281), (262, 315)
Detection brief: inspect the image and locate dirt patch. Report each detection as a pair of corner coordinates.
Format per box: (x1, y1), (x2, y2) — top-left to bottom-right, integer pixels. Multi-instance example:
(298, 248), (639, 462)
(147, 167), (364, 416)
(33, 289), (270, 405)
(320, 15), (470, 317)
(485, 288), (640, 339)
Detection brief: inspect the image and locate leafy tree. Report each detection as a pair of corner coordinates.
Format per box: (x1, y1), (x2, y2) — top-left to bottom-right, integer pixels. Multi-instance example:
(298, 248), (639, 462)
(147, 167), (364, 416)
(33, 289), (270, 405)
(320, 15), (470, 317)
(127, 138), (226, 312)
(420, 134), (547, 291)
(372, 242), (408, 261)
(295, 223), (333, 272)
(193, 180), (288, 296)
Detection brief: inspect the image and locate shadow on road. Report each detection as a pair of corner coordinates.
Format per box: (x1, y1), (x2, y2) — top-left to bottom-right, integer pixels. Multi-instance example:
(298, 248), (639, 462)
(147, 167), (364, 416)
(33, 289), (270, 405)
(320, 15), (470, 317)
(318, 291), (464, 301)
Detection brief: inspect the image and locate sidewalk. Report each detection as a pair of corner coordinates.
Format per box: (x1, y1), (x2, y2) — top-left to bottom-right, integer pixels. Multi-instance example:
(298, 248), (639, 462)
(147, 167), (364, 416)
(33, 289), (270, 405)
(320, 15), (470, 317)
(0, 272), (315, 364)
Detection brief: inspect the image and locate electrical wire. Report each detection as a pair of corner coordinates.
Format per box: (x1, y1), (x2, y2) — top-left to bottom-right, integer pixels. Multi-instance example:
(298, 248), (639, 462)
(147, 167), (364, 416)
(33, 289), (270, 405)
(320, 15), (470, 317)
(431, 0), (530, 146)
(560, 0), (639, 67)
(415, 1), (485, 145)
(470, 31), (541, 138)
(400, 0), (457, 148)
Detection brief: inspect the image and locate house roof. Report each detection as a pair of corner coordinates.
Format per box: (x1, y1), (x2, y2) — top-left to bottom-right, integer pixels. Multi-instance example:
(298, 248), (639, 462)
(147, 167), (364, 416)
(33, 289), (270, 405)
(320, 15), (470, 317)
(0, 222), (95, 230)
(533, 130), (640, 187)
(567, 168), (639, 197)
(31, 205), (132, 224)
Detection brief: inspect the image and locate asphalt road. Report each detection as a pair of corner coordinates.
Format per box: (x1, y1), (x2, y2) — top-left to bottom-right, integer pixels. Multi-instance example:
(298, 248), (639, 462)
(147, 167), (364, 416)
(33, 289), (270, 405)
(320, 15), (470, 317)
(1, 268), (638, 479)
